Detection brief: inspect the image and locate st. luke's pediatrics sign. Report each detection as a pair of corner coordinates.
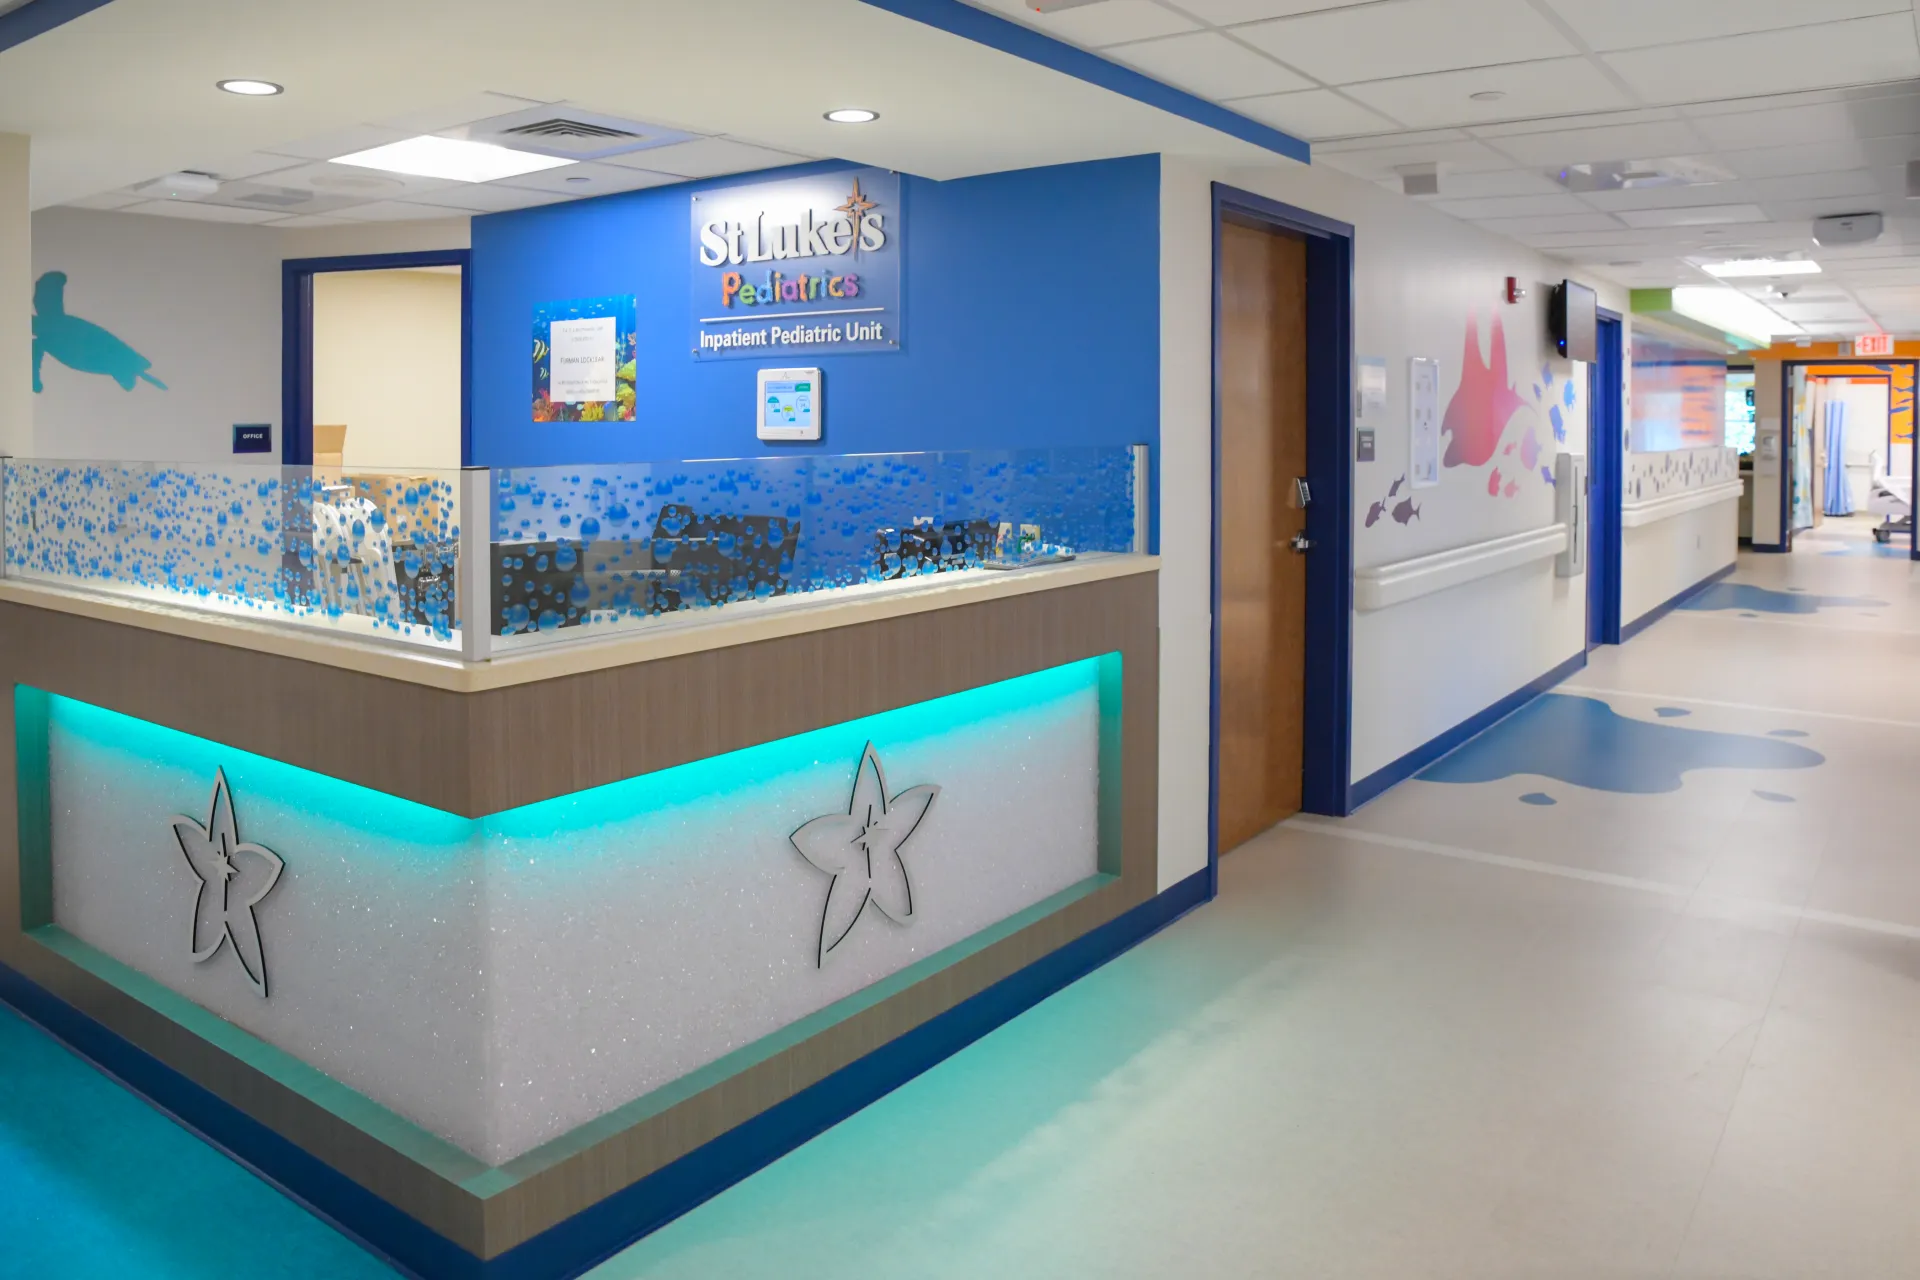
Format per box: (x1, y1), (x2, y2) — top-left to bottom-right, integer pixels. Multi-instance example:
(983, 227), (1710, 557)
(690, 168), (901, 359)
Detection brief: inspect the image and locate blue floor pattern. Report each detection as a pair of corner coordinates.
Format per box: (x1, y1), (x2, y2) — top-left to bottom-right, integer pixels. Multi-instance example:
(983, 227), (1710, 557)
(1419, 694), (1825, 797)
(1679, 583), (1885, 614)
(0, 1002), (395, 1279)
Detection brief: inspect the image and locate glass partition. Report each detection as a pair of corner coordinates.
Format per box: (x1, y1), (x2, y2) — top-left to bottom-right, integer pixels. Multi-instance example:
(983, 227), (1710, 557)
(486, 445), (1140, 646)
(1, 447), (1142, 657)
(3, 460), (462, 649)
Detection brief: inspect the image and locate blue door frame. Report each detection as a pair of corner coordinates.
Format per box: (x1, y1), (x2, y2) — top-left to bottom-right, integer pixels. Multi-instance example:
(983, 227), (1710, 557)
(1777, 358), (1920, 560)
(280, 250), (473, 466)
(1587, 309), (1623, 647)
(1209, 184), (1356, 877)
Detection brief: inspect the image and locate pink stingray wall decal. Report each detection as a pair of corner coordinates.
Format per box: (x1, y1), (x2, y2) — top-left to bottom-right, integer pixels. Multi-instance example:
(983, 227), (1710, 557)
(1442, 315), (1527, 469)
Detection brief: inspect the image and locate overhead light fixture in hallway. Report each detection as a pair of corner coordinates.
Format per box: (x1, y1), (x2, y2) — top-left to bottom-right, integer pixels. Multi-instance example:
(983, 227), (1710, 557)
(825, 108), (880, 124)
(215, 79), (282, 96)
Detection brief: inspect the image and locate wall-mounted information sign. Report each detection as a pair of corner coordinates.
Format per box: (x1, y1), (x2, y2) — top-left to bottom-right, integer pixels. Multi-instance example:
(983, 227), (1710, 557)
(691, 168), (901, 360)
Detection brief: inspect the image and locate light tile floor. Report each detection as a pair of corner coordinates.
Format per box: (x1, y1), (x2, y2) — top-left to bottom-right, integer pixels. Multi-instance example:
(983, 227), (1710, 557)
(5, 516), (1918, 1278)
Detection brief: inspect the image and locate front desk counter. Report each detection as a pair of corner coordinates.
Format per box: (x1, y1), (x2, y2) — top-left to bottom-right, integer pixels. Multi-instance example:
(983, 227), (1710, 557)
(0, 553), (1159, 1279)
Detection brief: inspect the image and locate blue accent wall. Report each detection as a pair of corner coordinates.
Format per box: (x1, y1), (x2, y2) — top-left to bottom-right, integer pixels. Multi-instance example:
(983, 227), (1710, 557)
(468, 155), (1161, 498)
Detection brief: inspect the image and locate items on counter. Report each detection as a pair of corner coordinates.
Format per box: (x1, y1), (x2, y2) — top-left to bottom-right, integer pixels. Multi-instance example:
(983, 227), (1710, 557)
(493, 502), (800, 636)
(873, 518), (1075, 579)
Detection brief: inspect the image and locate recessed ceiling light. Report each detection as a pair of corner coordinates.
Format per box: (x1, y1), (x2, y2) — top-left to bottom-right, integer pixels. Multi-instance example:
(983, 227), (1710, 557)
(217, 79), (283, 96)
(825, 108), (879, 124)
(1469, 90), (1506, 102)
(329, 136), (576, 184)
(1703, 258), (1822, 278)
(565, 175), (592, 184)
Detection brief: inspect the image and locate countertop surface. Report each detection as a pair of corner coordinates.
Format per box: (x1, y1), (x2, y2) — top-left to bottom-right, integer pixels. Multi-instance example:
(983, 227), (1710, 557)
(0, 553), (1158, 692)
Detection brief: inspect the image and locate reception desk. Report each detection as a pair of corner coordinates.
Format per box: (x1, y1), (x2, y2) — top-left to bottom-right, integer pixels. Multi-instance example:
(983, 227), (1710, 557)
(0, 546), (1158, 1277)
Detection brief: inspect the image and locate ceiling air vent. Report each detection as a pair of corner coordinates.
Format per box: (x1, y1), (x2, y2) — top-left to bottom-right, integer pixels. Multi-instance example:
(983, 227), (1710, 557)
(501, 119), (639, 144)
(454, 104), (699, 161)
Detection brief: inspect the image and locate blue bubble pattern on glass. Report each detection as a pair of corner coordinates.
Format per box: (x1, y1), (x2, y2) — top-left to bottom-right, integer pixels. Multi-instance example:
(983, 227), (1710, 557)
(487, 447), (1138, 636)
(4, 460), (462, 644)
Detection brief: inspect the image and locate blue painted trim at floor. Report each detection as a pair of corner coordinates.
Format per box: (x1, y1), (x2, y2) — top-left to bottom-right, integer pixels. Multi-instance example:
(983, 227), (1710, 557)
(1348, 649), (1590, 811)
(1619, 562), (1736, 644)
(853, 0), (1310, 163)
(0, 869), (1212, 1279)
(0, 0), (113, 52)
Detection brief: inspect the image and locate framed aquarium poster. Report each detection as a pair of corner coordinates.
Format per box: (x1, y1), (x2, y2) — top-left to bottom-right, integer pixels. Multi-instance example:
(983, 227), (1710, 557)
(533, 294), (636, 422)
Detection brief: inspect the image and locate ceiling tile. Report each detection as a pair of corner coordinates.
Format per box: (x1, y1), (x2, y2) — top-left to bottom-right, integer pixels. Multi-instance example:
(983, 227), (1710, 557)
(1769, 300), (1873, 322)
(1228, 88), (1399, 138)
(1105, 30), (1314, 98)
(246, 159), (463, 200)
(118, 200), (282, 224)
(330, 200), (480, 222)
(1474, 212), (1625, 234)
(377, 91), (555, 135)
(189, 152), (314, 182)
(1541, 0), (1906, 53)
(1314, 137), (1520, 178)
(605, 138), (811, 178)
(61, 191), (144, 210)
(970, 0), (1200, 45)
(1720, 140), (1874, 179)
(1235, 0), (1578, 85)
(1483, 121), (1711, 167)
(1692, 102), (1880, 150)
(493, 161), (682, 196)
(1746, 169), (1886, 201)
(260, 125), (416, 163)
(1578, 185), (1762, 212)
(1315, 127), (1468, 152)
(1616, 203), (1770, 227)
(266, 214), (364, 229)
(1828, 265), (1920, 286)
(406, 184), (575, 214)
(1605, 15), (1920, 106)
(1343, 59), (1636, 130)
(1471, 108), (1679, 138)
(1175, 0), (1372, 22)
(1420, 168), (1569, 197)
(1431, 193), (1593, 218)
(1840, 93), (1920, 141)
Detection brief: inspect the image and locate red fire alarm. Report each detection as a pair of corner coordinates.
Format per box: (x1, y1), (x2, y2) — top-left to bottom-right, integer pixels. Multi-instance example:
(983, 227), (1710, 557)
(1505, 276), (1527, 304)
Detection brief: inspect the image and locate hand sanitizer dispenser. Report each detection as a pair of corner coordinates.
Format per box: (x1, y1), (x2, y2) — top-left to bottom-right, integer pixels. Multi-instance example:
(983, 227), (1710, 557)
(1555, 452), (1587, 577)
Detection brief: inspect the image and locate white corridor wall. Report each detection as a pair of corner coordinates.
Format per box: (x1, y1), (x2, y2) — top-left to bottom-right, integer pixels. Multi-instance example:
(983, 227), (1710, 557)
(1159, 155), (1629, 884)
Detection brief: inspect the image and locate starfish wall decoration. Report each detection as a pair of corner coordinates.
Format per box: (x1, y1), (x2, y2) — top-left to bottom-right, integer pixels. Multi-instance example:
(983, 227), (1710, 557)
(790, 743), (939, 967)
(170, 768), (286, 997)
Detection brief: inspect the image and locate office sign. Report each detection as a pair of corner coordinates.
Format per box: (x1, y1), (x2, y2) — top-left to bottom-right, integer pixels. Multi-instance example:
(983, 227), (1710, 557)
(690, 168), (901, 360)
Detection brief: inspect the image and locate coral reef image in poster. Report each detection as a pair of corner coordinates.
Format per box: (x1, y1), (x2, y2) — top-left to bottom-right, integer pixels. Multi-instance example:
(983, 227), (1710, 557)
(532, 295), (637, 424)
(1630, 332), (1726, 452)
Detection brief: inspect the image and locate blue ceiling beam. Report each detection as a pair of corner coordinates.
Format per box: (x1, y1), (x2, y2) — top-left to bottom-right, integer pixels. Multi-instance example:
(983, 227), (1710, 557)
(855, 0), (1311, 164)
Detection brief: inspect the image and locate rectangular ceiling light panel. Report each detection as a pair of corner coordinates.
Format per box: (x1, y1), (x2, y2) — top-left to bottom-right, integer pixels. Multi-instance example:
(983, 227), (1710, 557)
(330, 136), (576, 183)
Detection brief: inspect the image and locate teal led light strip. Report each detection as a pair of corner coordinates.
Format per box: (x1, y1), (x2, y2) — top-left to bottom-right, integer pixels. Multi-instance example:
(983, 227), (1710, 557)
(30, 655), (1115, 845)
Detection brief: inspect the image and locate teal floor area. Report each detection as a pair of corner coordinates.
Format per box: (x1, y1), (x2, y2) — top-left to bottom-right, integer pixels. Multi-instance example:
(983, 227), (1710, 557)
(0, 1003), (395, 1279)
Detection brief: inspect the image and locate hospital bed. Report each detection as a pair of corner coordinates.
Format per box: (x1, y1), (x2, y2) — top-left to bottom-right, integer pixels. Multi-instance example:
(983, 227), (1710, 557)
(1868, 450), (1912, 545)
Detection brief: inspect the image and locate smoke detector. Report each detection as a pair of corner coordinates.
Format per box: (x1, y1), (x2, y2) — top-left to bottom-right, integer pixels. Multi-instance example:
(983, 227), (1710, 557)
(1812, 212), (1883, 247)
(133, 171), (220, 200)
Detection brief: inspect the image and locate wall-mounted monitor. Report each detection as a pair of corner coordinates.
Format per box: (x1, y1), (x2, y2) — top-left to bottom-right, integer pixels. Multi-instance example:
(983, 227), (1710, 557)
(1550, 280), (1597, 362)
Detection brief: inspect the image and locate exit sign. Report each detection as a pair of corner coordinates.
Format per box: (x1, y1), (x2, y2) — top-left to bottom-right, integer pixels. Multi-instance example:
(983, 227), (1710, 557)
(1855, 334), (1895, 357)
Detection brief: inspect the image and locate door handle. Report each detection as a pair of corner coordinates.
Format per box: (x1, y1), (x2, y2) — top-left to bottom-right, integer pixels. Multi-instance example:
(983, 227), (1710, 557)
(1290, 533), (1313, 553)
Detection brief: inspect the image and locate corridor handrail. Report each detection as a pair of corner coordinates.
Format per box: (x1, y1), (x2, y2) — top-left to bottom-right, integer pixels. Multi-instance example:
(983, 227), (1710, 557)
(1354, 524), (1567, 612)
(1620, 480), (1745, 529)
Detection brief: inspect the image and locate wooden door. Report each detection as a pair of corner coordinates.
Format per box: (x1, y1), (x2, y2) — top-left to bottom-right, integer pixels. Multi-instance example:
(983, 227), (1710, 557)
(1217, 219), (1309, 853)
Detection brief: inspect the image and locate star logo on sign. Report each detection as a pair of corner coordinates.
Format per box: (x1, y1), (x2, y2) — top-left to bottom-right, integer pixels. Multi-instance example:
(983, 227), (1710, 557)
(171, 769), (285, 998)
(790, 744), (938, 967)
